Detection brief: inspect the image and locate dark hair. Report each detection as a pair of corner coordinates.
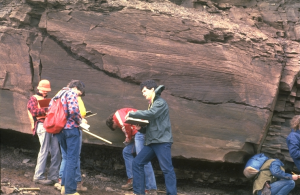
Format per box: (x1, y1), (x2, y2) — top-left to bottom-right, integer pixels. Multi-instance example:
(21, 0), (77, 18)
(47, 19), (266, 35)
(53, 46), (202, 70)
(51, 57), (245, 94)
(106, 113), (115, 131)
(68, 80), (85, 97)
(140, 80), (158, 91)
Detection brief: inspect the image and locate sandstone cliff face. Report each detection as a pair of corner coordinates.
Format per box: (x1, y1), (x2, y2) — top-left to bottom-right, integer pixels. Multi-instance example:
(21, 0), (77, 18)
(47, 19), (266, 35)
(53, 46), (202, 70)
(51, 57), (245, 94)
(0, 0), (299, 164)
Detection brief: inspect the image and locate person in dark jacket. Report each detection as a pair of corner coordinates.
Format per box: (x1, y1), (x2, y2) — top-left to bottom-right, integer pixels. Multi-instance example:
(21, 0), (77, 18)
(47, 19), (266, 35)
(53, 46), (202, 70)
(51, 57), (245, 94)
(253, 153), (298, 195)
(126, 80), (177, 195)
(286, 115), (300, 171)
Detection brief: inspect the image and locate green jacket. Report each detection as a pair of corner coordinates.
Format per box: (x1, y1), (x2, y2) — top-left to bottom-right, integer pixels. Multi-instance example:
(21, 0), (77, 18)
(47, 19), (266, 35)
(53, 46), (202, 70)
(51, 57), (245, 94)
(129, 85), (173, 145)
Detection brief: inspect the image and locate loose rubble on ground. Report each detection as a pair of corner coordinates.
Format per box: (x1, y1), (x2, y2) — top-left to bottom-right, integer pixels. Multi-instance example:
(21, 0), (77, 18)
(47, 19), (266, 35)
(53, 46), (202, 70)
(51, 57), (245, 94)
(1, 142), (255, 195)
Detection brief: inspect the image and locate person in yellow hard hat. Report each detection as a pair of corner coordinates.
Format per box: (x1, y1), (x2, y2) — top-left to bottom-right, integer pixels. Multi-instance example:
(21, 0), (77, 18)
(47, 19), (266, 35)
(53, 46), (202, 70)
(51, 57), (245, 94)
(27, 79), (61, 185)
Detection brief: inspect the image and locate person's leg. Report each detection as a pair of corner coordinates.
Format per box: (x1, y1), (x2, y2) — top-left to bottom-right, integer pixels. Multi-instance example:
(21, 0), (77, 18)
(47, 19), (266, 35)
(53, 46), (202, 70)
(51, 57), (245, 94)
(152, 143), (177, 195)
(48, 133), (61, 181)
(75, 130), (87, 192)
(55, 130), (67, 187)
(75, 130), (82, 183)
(270, 179), (295, 195)
(123, 142), (135, 179)
(63, 127), (80, 194)
(59, 145), (66, 180)
(33, 123), (50, 181)
(132, 145), (156, 195)
(135, 132), (157, 191)
(122, 141), (135, 190)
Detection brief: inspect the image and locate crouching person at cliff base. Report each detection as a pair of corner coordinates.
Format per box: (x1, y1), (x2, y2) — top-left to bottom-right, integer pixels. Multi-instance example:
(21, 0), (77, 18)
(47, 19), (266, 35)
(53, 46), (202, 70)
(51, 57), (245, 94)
(253, 153), (298, 195)
(126, 80), (177, 195)
(51, 81), (87, 195)
(106, 108), (157, 194)
(27, 79), (61, 185)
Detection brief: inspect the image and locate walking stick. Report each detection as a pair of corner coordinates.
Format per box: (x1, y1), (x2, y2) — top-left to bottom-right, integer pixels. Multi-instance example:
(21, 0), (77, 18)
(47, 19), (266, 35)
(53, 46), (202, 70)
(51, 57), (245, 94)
(81, 129), (112, 144)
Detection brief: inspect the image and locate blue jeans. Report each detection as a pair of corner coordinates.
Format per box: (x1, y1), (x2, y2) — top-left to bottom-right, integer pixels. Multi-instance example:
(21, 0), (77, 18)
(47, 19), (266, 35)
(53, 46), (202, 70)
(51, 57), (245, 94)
(34, 122), (61, 180)
(257, 180), (295, 195)
(59, 130), (82, 182)
(123, 132), (157, 190)
(55, 127), (80, 194)
(132, 142), (177, 195)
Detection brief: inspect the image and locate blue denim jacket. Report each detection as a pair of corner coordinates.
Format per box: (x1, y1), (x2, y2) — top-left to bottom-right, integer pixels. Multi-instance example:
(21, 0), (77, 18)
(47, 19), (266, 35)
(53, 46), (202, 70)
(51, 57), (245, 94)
(269, 159), (292, 180)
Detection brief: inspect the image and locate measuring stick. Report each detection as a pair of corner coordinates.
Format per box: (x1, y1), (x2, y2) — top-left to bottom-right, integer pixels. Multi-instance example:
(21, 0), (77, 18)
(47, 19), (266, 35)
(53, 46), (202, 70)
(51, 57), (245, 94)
(20, 188), (40, 191)
(82, 129), (112, 144)
(85, 113), (97, 118)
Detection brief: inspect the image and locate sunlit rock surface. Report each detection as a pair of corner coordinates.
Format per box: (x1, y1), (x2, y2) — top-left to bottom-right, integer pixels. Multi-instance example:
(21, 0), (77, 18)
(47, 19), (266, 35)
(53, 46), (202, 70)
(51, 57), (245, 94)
(1, 0), (300, 164)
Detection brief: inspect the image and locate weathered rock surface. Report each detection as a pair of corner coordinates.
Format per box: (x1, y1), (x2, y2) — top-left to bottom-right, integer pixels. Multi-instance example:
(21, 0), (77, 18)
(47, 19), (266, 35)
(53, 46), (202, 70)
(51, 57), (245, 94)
(1, 0), (300, 164)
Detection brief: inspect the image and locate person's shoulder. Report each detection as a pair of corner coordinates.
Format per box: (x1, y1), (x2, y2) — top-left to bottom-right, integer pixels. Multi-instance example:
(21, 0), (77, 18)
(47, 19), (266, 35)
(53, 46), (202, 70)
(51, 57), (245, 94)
(28, 95), (37, 101)
(65, 89), (76, 97)
(287, 130), (300, 138)
(155, 96), (168, 105)
(271, 159), (283, 166)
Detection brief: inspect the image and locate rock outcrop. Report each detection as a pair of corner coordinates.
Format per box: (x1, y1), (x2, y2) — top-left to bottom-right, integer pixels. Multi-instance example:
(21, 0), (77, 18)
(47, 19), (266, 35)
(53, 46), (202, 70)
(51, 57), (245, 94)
(1, 0), (300, 165)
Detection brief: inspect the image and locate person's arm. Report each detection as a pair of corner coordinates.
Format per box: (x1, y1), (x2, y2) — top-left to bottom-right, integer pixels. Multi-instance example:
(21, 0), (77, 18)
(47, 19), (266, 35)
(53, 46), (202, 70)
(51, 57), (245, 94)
(27, 96), (47, 117)
(287, 135), (300, 159)
(129, 99), (167, 120)
(66, 91), (82, 125)
(269, 160), (293, 180)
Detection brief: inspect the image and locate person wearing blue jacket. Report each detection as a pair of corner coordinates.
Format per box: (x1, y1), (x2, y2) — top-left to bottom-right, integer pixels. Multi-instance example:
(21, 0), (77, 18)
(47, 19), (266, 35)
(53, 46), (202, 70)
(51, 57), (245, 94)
(126, 80), (177, 195)
(286, 115), (300, 171)
(253, 153), (298, 195)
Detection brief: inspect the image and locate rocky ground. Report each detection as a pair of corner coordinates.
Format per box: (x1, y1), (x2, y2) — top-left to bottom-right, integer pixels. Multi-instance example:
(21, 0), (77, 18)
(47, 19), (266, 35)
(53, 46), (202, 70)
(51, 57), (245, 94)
(1, 129), (300, 195)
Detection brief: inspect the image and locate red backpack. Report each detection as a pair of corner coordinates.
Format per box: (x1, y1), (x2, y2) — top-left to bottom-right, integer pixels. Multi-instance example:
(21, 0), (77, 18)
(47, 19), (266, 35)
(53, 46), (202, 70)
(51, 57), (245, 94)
(44, 90), (67, 134)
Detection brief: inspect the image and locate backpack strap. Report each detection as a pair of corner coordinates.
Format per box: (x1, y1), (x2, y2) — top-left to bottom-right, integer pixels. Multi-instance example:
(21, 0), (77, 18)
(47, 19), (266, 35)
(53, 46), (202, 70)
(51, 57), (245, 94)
(54, 89), (68, 100)
(253, 168), (270, 181)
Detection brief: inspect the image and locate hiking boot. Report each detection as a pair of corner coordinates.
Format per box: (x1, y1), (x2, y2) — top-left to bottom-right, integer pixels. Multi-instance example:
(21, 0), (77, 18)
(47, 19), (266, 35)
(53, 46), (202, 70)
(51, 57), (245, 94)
(145, 190), (157, 195)
(61, 186), (65, 195)
(33, 179), (54, 185)
(121, 178), (133, 190)
(77, 182), (87, 192)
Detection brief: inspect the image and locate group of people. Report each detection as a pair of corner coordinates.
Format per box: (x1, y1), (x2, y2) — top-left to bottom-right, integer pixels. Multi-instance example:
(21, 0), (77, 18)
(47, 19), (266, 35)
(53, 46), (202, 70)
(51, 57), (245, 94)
(28, 79), (177, 195)
(252, 115), (300, 195)
(27, 79), (88, 195)
(105, 80), (177, 195)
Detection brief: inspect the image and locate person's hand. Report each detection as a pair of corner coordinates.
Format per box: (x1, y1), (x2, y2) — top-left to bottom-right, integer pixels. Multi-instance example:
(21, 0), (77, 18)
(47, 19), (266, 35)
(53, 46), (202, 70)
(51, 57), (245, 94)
(292, 175), (299, 180)
(125, 111), (134, 120)
(82, 118), (88, 124)
(125, 137), (130, 143)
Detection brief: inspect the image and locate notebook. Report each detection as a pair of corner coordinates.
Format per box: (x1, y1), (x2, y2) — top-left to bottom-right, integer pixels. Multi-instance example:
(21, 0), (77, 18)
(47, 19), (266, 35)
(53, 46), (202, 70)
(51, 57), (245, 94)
(38, 98), (51, 108)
